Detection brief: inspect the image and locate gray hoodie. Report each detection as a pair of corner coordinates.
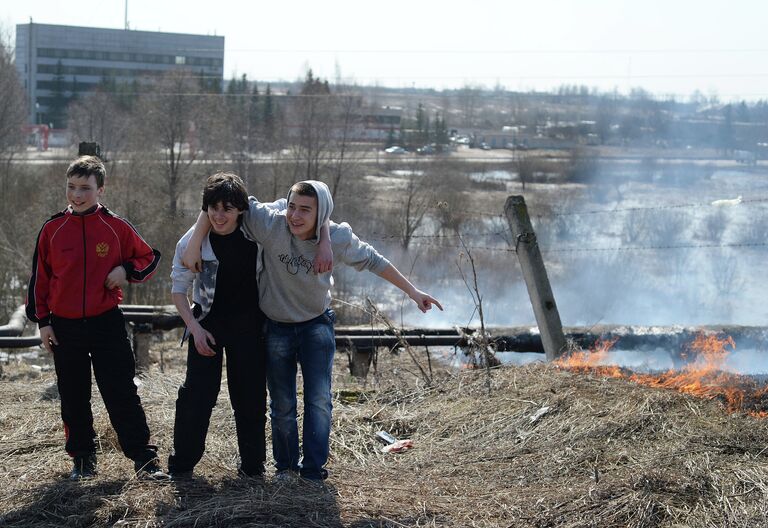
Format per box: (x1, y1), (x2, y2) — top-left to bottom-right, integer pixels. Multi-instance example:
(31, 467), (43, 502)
(170, 199), (287, 334)
(241, 180), (391, 323)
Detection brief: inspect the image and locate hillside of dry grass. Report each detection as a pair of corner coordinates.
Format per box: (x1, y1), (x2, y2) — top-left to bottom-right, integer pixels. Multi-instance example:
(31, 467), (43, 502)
(2, 341), (768, 527)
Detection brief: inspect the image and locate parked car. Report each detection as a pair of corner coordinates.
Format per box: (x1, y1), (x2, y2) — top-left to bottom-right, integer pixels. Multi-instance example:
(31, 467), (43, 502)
(384, 146), (407, 154)
(417, 145), (435, 155)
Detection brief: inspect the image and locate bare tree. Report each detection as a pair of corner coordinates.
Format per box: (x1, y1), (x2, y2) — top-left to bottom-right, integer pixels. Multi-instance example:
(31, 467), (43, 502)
(432, 160), (468, 236)
(288, 70), (334, 181)
(0, 34), (28, 319)
(329, 92), (363, 199)
(457, 84), (481, 127)
(397, 164), (435, 250)
(516, 155), (534, 191)
(0, 34), (25, 194)
(699, 209), (728, 243)
(68, 90), (130, 161)
(134, 70), (209, 216)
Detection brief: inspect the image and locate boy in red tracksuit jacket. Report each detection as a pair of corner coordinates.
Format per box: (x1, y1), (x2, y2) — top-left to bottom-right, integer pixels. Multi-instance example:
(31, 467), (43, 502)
(25, 155), (168, 481)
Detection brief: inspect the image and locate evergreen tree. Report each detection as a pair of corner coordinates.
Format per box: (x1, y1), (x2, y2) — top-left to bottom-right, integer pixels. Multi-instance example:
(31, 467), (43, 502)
(415, 103), (426, 144)
(239, 73), (248, 95)
(225, 73), (239, 113)
(434, 113), (449, 144)
(69, 76), (80, 104)
(719, 104), (734, 154)
(248, 81), (260, 151)
(263, 84), (275, 143)
(737, 101), (750, 123)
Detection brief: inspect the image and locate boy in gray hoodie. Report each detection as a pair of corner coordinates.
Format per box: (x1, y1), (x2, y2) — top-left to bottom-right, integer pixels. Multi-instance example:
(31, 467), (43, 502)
(184, 180), (441, 481)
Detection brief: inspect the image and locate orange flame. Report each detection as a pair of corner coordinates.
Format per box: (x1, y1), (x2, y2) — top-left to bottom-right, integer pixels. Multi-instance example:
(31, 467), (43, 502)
(556, 333), (768, 416)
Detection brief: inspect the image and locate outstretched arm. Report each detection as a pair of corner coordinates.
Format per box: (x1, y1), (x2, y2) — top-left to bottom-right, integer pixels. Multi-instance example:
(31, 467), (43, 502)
(378, 264), (443, 313)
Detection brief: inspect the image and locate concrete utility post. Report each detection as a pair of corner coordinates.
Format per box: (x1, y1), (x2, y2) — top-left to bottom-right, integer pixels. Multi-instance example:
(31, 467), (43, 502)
(504, 195), (567, 361)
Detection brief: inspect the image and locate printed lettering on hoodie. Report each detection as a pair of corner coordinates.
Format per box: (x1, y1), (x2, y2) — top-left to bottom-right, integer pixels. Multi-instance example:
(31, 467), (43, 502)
(278, 253), (313, 275)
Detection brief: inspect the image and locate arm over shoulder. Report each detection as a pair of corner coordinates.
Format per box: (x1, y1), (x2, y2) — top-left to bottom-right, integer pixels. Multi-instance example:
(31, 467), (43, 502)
(170, 229), (196, 295)
(241, 196), (285, 243)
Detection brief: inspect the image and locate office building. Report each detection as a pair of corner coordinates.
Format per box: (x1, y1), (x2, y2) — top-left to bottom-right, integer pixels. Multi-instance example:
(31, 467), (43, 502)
(15, 22), (224, 127)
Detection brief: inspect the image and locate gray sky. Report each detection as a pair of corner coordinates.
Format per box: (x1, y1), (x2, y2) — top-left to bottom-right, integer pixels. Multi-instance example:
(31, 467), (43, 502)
(4, 0), (768, 100)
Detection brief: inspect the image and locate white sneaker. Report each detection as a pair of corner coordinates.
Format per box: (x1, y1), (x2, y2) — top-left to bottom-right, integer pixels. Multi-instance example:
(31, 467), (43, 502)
(274, 470), (298, 484)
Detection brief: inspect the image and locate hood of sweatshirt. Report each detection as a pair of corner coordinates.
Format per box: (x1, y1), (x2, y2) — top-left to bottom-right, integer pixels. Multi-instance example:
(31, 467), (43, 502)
(287, 180), (333, 244)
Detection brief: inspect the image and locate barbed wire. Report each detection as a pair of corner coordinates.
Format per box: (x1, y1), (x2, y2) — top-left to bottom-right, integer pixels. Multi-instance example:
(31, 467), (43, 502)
(378, 239), (768, 255)
(366, 230), (509, 241)
(542, 241), (768, 254)
(533, 197), (768, 219)
(353, 194), (768, 222)
(406, 240), (515, 253)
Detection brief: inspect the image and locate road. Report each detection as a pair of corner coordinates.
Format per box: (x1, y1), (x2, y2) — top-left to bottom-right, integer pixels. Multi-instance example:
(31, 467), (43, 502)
(6, 145), (766, 168)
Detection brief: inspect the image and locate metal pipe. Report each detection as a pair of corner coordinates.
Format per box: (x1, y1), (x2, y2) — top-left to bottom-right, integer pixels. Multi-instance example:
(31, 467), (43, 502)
(0, 306), (28, 337)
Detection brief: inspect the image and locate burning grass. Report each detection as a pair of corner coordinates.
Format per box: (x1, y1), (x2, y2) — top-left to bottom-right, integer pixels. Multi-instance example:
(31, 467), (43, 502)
(557, 332), (768, 416)
(3, 337), (768, 526)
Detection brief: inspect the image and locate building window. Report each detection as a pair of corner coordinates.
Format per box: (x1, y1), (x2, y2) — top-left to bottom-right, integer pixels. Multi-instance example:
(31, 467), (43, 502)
(175, 56), (186, 65)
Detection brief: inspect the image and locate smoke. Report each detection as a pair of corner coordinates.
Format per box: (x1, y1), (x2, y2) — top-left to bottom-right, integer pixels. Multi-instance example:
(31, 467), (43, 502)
(538, 166), (768, 327)
(722, 348), (768, 375)
(332, 163), (768, 335)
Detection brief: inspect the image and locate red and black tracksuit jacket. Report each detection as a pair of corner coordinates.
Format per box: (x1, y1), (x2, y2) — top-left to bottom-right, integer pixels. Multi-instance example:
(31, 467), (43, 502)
(26, 205), (161, 326)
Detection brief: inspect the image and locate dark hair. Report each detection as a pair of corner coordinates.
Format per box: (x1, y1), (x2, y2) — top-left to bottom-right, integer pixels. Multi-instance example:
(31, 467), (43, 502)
(202, 172), (248, 211)
(290, 182), (317, 198)
(66, 156), (106, 187)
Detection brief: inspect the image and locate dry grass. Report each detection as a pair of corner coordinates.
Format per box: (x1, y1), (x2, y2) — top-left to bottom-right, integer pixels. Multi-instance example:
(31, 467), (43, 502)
(2, 340), (768, 527)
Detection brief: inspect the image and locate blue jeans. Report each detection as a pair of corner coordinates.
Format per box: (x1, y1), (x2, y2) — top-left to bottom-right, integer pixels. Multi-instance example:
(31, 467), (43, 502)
(266, 310), (335, 480)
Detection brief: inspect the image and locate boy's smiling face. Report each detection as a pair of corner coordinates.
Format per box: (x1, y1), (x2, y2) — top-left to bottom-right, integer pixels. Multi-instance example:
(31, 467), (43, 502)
(66, 174), (103, 213)
(207, 201), (242, 235)
(287, 194), (318, 240)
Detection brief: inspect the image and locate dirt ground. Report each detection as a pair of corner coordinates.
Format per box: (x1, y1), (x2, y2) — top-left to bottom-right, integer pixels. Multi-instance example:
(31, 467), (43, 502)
(2, 339), (768, 527)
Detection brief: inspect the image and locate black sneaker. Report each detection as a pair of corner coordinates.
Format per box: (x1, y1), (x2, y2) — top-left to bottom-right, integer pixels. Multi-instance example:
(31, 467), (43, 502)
(134, 458), (170, 481)
(70, 454), (97, 480)
(237, 466), (265, 481)
(168, 469), (194, 481)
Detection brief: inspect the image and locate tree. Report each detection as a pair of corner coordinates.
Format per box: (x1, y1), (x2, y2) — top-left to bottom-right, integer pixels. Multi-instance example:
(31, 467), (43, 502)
(516, 155), (534, 191)
(719, 104), (734, 155)
(736, 101), (750, 123)
(0, 35), (25, 197)
(135, 70), (210, 216)
(0, 35), (30, 319)
(595, 96), (616, 145)
(222, 73), (253, 180)
(329, 93), (361, 198)
(68, 89), (130, 162)
(415, 103), (427, 145)
(263, 84), (276, 145)
(457, 84), (481, 126)
(433, 112), (449, 145)
(247, 81), (261, 152)
(291, 69), (333, 180)
(396, 163), (435, 250)
(0, 38), (24, 158)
